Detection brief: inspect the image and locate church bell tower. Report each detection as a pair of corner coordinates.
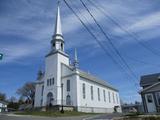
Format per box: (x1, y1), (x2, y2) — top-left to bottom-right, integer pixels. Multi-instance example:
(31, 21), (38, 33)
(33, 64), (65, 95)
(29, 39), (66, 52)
(43, 2), (69, 106)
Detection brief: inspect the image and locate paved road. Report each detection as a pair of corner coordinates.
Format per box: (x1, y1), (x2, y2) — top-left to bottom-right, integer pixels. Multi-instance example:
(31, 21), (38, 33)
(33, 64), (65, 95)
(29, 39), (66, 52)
(0, 113), (122, 120)
(86, 113), (122, 120)
(0, 114), (90, 120)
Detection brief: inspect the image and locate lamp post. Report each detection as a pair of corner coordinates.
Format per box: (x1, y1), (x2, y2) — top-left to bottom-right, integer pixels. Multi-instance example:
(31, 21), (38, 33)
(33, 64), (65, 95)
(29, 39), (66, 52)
(60, 83), (64, 113)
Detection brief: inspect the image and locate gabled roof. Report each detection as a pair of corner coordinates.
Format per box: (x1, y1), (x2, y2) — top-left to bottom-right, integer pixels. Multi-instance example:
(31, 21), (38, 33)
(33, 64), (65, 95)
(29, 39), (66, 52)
(0, 100), (8, 105)
(78, 69), (118, 91)
(61, 63), (118, 91)
(140, 73), (160, 87)
(139, 81), (160, 94)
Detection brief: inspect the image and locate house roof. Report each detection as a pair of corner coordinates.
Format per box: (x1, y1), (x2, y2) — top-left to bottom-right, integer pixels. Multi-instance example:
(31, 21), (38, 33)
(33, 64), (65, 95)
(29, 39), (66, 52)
(139, 81), (160, 94)
(0, 100), (8, 105)
(140, 73), (160, 87)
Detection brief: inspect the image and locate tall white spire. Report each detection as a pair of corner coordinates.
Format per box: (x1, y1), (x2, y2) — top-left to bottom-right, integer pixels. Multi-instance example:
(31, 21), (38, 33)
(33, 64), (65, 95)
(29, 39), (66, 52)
(51, 1), (64, 52)
(54, 1), (63, 36)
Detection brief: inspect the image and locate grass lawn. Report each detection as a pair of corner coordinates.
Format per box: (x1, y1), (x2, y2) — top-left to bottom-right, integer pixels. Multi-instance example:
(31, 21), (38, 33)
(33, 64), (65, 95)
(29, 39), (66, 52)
(117, 113), (160, 120)
(118, 116), (160, 120)
(15, 111), (99, 117)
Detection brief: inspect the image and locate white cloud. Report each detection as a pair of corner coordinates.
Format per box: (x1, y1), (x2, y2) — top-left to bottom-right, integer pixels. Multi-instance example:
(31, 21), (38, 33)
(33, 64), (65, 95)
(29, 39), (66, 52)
(0, 0), (160, 64)
(127, 11), (160, 32)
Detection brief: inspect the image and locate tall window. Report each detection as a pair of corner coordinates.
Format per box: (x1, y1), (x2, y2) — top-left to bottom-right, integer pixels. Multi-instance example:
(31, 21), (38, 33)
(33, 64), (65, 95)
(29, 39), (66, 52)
(41, 99), (43, 106)
(116, 94), (119, 104)
(103, 90), (106, 102)
(98, 88), (100, 101)
(47, 78), (54, 86)
(47, 79), (49, 86)
(49, 79), (51, 85)
(91, 86), (93, 100)
(52, 78), (54, 85)
(108, 91), (111, 103)
(82, 83), (86, 99)
(113, 92), (115, 103)
(41, 85), (44, 96)
(156, 92), (160, 106)
(67, 80), (70, 91)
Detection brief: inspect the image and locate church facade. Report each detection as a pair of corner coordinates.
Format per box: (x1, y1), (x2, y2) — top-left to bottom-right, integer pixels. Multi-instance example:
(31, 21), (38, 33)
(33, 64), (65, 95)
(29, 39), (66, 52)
(34, 4), (121, 113)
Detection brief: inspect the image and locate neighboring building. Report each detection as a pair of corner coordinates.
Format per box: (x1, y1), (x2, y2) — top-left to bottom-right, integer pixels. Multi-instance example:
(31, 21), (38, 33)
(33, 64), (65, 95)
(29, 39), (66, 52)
(34, 4), (121, 113)
(140, 73), (160, 113)
(121, 102), (144, 113)
(0, 101), (8, 112)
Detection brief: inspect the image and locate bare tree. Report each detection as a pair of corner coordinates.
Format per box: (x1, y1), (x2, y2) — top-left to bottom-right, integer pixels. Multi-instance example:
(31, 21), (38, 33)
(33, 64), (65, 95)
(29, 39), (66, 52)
(16, 82), (35, 107)
(8, 96), (17, 103)
(0, 92), (6, 101)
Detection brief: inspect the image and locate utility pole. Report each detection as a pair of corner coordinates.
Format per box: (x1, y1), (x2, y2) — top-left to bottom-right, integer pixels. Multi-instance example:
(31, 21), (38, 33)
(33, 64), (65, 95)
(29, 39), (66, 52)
(60, 83), (64, 113)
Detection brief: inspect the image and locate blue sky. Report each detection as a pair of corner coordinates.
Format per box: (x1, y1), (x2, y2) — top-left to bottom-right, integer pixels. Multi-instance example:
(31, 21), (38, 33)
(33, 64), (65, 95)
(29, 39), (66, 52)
(0, 0), (160, 103)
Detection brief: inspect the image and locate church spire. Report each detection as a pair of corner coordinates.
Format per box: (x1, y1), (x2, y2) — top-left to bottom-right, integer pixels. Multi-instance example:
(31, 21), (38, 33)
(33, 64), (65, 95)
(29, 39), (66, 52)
(54, 1), (63, 37)
(73, 48), (79, 68)
(51, 1), (64, 51)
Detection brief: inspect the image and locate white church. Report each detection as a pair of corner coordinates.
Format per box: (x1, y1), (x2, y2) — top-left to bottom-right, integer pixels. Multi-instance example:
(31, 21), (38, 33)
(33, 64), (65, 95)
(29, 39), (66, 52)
(34, 4), (121, 113)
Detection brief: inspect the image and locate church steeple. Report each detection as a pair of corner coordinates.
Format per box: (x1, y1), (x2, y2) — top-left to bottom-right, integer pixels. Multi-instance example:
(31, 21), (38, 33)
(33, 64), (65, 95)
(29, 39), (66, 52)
(51, 1), (64, 52)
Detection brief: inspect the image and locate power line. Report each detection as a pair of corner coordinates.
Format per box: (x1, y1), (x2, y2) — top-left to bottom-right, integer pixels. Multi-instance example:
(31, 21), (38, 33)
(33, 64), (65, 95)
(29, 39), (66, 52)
(68, 0), (132, 76)
(124, 54), (160, 67)
(63, 0), (139, 90)
(63, 0), (122, 70)
(87, 0), (160, 57)
(79, 0), (138, 80)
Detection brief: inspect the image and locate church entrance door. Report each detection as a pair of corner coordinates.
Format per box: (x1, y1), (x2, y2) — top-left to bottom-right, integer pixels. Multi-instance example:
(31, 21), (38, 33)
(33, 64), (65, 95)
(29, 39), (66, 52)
(66, 95), (71, 105)
(47, 92), (54, 107)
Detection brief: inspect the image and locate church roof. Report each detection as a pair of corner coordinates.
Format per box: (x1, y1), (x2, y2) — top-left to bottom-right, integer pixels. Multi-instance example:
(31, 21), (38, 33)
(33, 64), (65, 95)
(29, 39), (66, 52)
(61, 63), (118, 91)
(78, 69), (118, 91)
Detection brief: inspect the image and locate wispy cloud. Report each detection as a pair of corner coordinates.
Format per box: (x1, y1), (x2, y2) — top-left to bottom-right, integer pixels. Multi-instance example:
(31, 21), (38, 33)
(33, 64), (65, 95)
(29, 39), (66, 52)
(127, 12), (160, 32)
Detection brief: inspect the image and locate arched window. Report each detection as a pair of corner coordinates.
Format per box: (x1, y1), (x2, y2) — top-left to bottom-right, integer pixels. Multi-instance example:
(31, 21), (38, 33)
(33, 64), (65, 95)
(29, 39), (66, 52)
(61, 43), (63, 51)
(53, 43), (55, 47)
(66, 95), (71, 105)
(47, 92), (54, 106)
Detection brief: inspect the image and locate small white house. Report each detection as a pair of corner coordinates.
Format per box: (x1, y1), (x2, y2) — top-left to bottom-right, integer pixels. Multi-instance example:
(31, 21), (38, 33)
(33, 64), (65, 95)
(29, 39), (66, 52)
(34, 3), (121, 113)
(0, 101), (8, 112)
(140, 73), (160, 113)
